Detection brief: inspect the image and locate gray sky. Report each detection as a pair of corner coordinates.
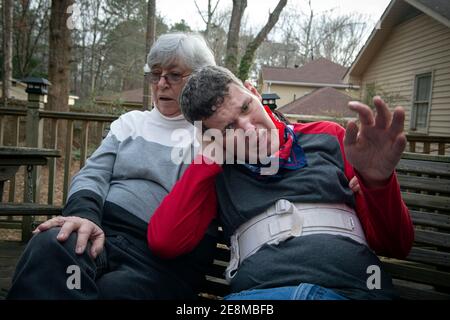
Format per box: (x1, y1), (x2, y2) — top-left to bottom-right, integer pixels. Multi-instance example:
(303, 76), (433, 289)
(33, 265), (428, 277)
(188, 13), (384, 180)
(157, 0), (392, 32)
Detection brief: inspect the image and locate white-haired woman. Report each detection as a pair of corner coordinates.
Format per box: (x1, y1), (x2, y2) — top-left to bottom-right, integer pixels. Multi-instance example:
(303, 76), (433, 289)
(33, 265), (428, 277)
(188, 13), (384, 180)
(7, 33), (217, 300)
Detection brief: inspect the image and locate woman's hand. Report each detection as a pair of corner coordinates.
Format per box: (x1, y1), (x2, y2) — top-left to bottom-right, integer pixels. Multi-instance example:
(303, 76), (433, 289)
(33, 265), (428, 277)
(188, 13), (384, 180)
(33, 216), (105, 258)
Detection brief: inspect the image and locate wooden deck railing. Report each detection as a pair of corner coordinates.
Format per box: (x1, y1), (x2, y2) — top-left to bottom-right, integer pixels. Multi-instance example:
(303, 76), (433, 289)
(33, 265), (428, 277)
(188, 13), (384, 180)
(0, 102), (118, 212)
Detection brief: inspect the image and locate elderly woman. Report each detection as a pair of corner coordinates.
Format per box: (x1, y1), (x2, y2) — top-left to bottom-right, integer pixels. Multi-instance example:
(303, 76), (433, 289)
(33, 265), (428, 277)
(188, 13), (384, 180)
(7, 33), (217, 299)
(148, 66), (414, 300)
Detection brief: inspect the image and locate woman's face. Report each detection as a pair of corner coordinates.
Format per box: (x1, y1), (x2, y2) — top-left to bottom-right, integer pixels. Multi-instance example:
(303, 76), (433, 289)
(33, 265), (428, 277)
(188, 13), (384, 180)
(150, 61), (191, 117)
(202, 83), (279, 162)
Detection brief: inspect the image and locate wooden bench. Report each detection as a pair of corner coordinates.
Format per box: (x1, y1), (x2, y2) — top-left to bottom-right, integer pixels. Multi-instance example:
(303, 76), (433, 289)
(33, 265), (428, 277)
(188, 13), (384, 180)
(0, 146), (61, 242)
(1, 152), (449, 299)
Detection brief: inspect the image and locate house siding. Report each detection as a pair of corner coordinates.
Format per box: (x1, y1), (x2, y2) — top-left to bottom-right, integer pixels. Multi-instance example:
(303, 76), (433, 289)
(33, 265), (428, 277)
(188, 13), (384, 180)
(360, 13), (450, 136)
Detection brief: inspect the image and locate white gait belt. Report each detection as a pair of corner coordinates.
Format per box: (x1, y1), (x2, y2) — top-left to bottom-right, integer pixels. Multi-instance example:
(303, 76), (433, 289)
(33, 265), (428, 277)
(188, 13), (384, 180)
(225, 199), (368, 282)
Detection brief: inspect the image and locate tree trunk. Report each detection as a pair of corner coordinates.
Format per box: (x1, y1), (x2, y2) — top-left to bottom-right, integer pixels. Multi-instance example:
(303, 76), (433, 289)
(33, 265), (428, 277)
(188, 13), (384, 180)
(48, 0), (74, 112)
(48, 0), (74, 154)
(89, 0), (101, 97)
(2, 0), (13, 106)
(237, 0), (287, 81)
(225, 0), (247, 74)
(143, 0), (156, 111)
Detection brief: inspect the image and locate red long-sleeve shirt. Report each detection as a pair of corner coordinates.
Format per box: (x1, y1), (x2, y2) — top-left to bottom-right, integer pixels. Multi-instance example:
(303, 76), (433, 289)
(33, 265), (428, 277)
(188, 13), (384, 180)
(148, 123), (414, 260)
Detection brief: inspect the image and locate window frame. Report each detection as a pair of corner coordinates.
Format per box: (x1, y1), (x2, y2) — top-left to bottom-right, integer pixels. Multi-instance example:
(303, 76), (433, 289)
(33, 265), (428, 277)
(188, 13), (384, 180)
(410, 71), (434, 134)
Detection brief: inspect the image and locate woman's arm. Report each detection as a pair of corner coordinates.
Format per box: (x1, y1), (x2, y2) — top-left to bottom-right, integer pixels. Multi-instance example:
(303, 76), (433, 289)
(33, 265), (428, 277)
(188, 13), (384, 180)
(147, 155), (222, 258)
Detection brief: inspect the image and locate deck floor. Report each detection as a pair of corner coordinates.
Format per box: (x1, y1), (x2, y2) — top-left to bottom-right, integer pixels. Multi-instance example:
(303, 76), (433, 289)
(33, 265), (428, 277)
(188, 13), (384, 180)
(0, 241), (25, 299)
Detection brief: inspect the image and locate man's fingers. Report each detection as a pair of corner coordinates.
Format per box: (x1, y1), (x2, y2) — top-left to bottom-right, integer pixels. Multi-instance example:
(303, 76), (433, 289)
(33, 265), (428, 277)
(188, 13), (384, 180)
(75, 225), (92, 255)
(348, 101), (375, 127)
(344, 120), (359, 146)
(90, 232), (105, 258)
(373, 96), (392, 129)
(393, 133), (407, 155)
(56, 220), (78, 242)
(390, 106), (405, 137)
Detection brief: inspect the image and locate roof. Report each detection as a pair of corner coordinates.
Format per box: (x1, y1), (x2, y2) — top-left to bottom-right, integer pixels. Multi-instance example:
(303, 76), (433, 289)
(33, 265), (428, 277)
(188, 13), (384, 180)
(277, 87), (355, 117)
(261, 93), (280, 100)
(21, 77), (52, 86)
(345, 0), (450, 79)
(407, 0), (450, 25)
(261, 58), (348, 86)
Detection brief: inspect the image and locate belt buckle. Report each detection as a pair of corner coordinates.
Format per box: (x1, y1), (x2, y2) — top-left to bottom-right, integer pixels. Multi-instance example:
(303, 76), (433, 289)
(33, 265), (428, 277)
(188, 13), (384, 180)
(275, 199), (294, 214)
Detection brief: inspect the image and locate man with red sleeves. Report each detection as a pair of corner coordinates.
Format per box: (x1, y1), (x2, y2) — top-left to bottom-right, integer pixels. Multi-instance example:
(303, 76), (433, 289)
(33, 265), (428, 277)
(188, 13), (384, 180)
(148, 66), (414, 300)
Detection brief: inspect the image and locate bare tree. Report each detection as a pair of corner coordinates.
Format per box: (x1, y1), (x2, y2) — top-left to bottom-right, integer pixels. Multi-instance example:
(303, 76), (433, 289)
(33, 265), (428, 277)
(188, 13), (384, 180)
(313, 13), (369, 66)
(224, 0), (287, 79)
(47, 0), (74, 112)
(237, 0), (287, 80)
(260, 2), (370, 69)
(194, 0), (220, 37)
(2, 0), (13, 106)
(143, 0), (155, 111)
(14, 0), (50, 78)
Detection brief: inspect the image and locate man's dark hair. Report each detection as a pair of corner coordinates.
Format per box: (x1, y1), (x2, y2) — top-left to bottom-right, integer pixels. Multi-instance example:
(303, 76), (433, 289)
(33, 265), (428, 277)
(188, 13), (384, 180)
(180, 65), (243, 124)
(180, 65), (291, 126)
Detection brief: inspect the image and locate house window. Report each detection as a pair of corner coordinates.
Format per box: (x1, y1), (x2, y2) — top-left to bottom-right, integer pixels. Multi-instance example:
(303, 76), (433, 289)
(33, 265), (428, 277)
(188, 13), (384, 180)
(411, 72), (432, 132)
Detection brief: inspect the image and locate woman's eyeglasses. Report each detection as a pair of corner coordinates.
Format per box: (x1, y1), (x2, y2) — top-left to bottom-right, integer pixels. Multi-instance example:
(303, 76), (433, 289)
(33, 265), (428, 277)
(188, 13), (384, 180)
(149, 72), (191, 85)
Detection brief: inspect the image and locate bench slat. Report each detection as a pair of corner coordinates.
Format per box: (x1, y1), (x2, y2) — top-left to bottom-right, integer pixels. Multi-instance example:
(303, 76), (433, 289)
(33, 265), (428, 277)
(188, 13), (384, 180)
(214, 246), (230, 262)
(0, 222), (21, 230)
(397, 158), (450, 177)
(410, 210), (450, 230)
(402, 192), (450, 212)
(200, 276), (229, 298)
(0, 203), (63, 216)
(414, 229), (450, 248)
(382, 259), (450, 288)
(392, 279), (450, 300)
(407, 247), (450, 268)
(398, 175), (450, 194)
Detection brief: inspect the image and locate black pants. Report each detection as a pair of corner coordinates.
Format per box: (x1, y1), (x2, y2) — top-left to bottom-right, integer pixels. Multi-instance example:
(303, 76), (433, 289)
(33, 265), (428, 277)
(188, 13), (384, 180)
(6, 227), (210, 299)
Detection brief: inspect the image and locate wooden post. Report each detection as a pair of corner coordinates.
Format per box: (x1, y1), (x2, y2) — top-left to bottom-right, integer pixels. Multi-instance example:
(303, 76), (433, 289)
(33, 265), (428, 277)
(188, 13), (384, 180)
(23, 91), (44, 242)
(8, 116), (20, 207)
(47, 118), (58, 208)
(423, 142), (430, 154)
(0, 116), (5, 145)
(80, 121), (89, 169)
(62, 119), (73, 204)
(438, 143), (445, 156)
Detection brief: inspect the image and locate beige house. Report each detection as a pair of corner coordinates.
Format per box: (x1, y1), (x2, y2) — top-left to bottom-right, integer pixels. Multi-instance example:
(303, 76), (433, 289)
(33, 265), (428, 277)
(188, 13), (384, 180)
(344, 0), (450, 136)
(95, 87), (148, 109)
(0, 79), (28, 101)
(259, 58), (360, 108)
(0, 79), (79, 106)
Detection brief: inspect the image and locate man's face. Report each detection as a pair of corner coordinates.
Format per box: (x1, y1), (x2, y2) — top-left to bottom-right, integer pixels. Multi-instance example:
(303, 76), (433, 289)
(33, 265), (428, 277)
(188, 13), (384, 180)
(150, 61), (191, 117)
(202, 83), (279, 162)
